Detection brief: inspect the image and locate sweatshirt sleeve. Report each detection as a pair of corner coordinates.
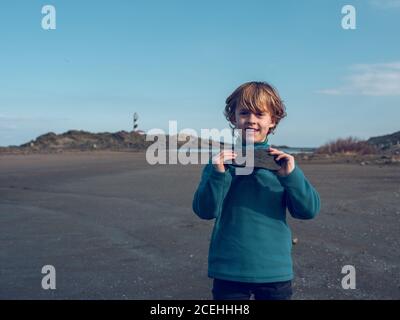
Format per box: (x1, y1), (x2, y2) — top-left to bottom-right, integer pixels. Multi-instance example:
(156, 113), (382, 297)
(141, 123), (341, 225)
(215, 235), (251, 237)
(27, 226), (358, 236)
(277, 165), (321, 220)
(192, 163), (233, 220)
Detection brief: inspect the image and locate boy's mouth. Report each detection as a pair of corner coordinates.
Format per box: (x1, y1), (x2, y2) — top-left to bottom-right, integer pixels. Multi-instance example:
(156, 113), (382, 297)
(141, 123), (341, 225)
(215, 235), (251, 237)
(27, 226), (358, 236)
(245, 128), (260, 133)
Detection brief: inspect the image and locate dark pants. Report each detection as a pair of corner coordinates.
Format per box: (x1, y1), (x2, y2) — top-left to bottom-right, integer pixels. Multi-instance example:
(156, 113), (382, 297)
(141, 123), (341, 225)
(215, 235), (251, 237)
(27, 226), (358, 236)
(212, 278), (293, 300)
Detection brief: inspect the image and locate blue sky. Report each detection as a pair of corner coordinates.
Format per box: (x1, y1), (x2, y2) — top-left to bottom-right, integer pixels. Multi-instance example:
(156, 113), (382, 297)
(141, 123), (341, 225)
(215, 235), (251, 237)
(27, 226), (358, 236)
(0, 0), (399, 147)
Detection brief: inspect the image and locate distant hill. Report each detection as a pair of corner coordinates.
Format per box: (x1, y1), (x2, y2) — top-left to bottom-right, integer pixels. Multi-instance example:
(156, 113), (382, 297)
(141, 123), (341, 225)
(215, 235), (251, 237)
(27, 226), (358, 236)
(366, 130), (400, 156)
(0, 130), (226, 154)
(19, 130), (152, 152)
(367, 131), (400, 149)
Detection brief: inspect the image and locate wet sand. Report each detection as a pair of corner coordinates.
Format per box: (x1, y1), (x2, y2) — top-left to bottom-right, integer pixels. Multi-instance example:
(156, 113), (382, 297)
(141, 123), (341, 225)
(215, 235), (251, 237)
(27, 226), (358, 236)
(0, 151), (399, 299)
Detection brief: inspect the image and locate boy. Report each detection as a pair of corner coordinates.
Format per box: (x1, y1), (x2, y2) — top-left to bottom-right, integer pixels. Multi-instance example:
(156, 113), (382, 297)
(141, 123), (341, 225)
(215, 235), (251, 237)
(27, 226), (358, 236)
(192, 81), (321, 300)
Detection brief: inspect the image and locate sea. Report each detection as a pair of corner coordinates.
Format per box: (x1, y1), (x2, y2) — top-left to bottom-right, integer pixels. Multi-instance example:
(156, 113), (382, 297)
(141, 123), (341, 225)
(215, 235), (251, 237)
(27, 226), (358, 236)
(174, 147), (315, 155)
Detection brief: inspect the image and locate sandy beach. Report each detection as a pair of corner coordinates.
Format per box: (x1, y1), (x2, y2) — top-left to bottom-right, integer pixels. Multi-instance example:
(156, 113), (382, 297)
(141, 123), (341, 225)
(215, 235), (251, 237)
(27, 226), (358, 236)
(0, 151), (399, 299)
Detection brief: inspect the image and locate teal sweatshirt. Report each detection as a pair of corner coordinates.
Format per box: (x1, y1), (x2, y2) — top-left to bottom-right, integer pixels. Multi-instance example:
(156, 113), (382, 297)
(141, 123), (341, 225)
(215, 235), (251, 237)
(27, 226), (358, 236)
(192, 138), (321, 283)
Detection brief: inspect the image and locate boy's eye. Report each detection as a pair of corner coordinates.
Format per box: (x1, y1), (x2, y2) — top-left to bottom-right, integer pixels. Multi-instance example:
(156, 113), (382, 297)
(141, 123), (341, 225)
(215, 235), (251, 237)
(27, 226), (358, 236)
(240, 111), (265, 116)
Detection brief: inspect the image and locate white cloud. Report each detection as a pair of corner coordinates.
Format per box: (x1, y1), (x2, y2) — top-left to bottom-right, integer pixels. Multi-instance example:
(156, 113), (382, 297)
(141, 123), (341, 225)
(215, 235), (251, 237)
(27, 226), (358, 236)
(317, 62), (400, 96)
(370, 0), (400, 8)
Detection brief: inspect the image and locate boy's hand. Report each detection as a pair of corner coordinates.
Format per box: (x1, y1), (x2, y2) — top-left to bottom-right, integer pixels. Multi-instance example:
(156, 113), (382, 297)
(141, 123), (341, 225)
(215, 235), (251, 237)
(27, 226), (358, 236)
(267, 147), (295, 176)
(212, 150), (237, 173)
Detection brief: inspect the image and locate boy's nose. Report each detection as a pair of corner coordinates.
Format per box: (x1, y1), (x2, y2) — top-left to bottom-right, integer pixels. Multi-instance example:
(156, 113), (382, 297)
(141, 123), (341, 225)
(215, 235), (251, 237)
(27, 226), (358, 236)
(247, 113), (257, 123)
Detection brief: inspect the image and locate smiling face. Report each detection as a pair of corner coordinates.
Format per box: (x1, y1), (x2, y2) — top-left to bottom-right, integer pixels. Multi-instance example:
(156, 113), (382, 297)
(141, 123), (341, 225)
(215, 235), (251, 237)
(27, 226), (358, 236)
(224, 82), (286, 144)
(233, 107), (276, 143)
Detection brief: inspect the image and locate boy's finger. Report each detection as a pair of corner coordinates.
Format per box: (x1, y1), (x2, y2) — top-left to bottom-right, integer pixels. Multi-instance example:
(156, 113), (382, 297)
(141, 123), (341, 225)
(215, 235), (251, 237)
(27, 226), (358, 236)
(221, 151), (237, 156)
(276, 155), (287, 161)
(268, 150), (284, 155)
(221, 150), (237, 155)
(222, 153), (237, 159)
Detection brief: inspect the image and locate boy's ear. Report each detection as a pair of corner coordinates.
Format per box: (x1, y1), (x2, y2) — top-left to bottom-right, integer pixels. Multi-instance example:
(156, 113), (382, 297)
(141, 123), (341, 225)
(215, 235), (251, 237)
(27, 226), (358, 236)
(269, 118), (276, 128)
